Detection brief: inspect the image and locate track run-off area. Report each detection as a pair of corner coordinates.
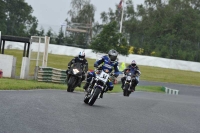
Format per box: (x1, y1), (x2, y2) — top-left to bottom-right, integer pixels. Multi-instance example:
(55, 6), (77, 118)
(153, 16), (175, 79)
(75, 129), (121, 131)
(0, 81), (200, 133)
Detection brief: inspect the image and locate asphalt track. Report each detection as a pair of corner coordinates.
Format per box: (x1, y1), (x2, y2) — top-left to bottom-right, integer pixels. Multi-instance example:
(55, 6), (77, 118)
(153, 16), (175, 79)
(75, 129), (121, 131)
(0, 81), (200, 133)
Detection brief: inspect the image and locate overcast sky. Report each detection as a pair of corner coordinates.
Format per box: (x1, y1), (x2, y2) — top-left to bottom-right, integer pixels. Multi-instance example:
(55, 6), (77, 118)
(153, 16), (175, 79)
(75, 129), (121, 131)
(25, 0), (144, 34)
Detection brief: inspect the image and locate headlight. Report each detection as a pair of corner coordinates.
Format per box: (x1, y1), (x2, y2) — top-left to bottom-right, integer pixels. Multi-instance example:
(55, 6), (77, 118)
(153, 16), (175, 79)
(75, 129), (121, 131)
(73, 69), (79, 74)
(126, 76), (131, 81)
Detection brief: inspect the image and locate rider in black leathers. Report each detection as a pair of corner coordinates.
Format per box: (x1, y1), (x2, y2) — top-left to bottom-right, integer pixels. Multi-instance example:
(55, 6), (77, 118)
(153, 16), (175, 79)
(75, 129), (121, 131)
(66, 51), (88, 87)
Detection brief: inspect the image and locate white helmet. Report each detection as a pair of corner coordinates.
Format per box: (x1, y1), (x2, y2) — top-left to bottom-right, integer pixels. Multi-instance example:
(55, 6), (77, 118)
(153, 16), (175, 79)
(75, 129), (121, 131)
(131, 60), (136, 67)
(79, 51), (85, 60)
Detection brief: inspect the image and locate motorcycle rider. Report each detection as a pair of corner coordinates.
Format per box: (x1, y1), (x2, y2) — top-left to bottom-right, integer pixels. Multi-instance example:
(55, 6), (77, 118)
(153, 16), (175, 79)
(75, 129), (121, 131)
(83, 49), (120, 98)
(121, 60), (141, 92)
(66, 51), (88, 87)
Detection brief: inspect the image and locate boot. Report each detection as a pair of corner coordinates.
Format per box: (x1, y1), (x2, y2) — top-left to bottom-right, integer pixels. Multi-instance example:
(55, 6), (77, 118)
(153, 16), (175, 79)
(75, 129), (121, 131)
(66, 77), (69, 85)
(66, 74), (70, 84)
(83, 82), (89, 91)
(77, 81), (81, 87)
(99, 91), (104, 98)
(131, 84), (136, 92)
(121, 77), (125, 89)
(121, 83), (124, 89)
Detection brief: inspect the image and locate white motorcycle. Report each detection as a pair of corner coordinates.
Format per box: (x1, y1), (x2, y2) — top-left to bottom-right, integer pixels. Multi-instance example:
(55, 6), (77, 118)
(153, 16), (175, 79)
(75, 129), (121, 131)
(83, 68), (113, 106)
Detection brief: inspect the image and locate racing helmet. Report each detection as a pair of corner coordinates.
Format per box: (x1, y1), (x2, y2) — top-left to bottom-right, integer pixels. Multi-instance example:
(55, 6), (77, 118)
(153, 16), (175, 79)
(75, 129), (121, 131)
(131, 60), (137, 67)
(108, 49), (118, 62)
(79, 51), (85, 60)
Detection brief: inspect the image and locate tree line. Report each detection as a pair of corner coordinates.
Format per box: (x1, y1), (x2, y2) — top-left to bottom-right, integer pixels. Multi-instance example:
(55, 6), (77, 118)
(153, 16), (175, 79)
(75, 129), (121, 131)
(0, 0), (60, 44)
(98, 0), (200, 62)
(0, 0), (200, 62)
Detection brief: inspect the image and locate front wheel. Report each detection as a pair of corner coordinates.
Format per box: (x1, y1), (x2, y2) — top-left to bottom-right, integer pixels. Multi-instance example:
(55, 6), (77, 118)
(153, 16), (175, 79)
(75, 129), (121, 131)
(84, 95), (90, 104)
(88, 87), (101, 106)
(123, 83), (130, 97)
(67, 76), (77, 92)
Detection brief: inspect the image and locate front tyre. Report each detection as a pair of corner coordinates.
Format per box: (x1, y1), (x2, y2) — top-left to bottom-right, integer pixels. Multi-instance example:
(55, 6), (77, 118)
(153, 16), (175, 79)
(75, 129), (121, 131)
(67, 76), (77, 92)
(84, 95), (90, 104)
(88, 87), (101, 106)
(123, 83), (130, 97)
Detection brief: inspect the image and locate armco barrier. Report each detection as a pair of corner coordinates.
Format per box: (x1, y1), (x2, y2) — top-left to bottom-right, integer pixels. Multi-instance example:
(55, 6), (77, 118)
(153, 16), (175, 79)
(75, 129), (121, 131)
(37, 67), (67, 84)
(165, 87), (179, 95)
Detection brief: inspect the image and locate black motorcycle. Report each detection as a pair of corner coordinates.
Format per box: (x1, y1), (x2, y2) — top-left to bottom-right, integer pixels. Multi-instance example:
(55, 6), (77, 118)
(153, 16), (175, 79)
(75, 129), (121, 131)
(67, 62), (83, 92)
(84, 68), (113, 106)
(123, 71), (139, 97)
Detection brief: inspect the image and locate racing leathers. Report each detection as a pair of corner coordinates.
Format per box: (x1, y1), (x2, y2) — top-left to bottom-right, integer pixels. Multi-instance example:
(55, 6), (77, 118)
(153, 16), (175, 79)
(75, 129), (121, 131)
(83, 55), (120, 93)
(121, 65), (141, 91)
(66, 57), (88, 86)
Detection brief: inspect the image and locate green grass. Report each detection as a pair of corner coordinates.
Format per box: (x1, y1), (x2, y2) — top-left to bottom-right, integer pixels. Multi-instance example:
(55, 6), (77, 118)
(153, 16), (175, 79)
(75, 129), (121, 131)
(5, 49), (96, 76)
(109, 84), (164, 93)
(1, 49), (200, 93)
(0, 78), (66, 90)
(139, 65), (200, 86)
(0, 78), (164, 93)
(4, 49), (200, 86)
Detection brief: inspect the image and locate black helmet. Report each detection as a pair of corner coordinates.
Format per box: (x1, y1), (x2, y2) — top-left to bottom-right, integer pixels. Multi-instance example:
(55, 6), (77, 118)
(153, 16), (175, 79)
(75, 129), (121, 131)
(108, 49), (118, 62)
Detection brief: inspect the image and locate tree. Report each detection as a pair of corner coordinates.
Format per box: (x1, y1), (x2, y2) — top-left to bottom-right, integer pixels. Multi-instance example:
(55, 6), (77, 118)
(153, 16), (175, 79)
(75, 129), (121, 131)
(97, 0), (200, 61)
(37, 27), (45, 36)
(4, 0), (38, 37)
(0, 0), (7, 33)
(27, 16), (38, 36)
(46, 27), (56, 44)
(100, 11), (108, 24)
(66, 0), (96, 46)
(92, 22), (103, 37)
(68, 0), (95, 23)
(56, 27), (64, 45)
(90, 21), (129, 56)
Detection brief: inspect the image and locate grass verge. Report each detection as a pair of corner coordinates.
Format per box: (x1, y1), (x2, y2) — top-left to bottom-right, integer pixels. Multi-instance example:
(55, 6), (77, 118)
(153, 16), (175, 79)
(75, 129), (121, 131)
(0, 78), (164, 93)
(4, 49), (200, 86)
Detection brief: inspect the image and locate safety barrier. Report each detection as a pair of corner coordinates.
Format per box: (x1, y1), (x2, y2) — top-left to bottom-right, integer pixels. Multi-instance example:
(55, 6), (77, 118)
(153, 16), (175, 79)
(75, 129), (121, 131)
(164, 87), (179, 95)
(37, 67), (67, 84)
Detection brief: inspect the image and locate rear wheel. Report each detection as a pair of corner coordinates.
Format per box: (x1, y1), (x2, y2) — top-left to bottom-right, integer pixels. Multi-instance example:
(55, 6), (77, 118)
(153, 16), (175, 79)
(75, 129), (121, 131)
(67, 76), (77, 92)
(88, 87), (101, 106)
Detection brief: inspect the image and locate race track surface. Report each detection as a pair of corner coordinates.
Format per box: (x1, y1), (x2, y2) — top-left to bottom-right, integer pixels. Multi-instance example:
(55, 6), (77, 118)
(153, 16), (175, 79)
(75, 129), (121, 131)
(0, 87), (200, 133)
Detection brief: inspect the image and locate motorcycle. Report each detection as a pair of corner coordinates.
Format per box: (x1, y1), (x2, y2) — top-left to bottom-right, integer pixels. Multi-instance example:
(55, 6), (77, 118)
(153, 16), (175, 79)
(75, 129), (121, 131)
(67, 62), (83, 92)
(123, 71), (140, 97)
(83, 68), (113, 106)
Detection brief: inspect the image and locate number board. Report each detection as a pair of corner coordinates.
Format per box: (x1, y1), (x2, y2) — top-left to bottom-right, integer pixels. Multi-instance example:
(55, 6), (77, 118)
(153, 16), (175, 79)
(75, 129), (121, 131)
(97, 71), (109, 83)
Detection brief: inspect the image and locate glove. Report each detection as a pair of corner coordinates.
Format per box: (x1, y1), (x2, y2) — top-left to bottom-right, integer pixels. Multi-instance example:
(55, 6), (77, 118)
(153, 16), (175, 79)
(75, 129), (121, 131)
(68, 70), (71, 74)
(94, 63), (98, 67)
(113, 73), (119, 77)
(136, 70), (141, 75)
(66, 69), (70, 75)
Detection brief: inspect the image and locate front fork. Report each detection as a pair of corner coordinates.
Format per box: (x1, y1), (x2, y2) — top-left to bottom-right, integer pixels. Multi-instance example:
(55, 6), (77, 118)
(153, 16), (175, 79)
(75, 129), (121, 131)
(124, 81), (131, 90)
(87, 83), (105, 98)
